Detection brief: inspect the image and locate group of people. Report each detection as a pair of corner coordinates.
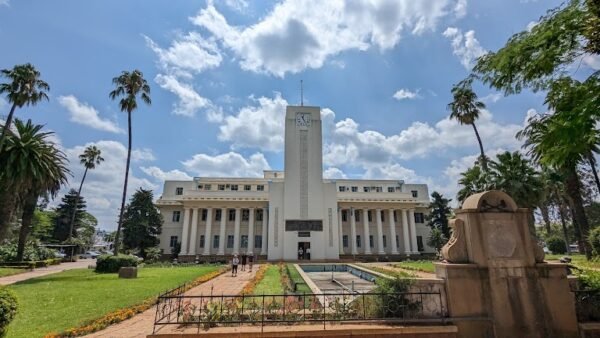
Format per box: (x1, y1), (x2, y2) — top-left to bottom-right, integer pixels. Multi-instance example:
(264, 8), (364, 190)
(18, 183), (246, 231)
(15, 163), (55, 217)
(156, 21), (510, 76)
(297, 246), (311, 260)
(231, 253), (253, 277)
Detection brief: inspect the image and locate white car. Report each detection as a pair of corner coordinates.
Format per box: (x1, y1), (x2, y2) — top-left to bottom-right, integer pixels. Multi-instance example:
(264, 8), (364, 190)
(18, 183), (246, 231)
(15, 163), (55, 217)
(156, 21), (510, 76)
(54, 251), (66, 258)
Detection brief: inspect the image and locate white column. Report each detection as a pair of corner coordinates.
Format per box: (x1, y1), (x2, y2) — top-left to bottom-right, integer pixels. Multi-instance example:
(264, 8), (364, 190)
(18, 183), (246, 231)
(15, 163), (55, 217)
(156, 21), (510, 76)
(180, 207), (191, 255)
(363, 208), (371, 254)
(188, 208), (199, 255)
(402, 209), (411, 255)
(338, 208), (344, 255)
(388, 209), (399, 254)
(247, 208), (255, 255)
(409, 209), (419, 254)
(203, 208), (213, 255)
(218, 208), (226, 255)
(261, 207), (268, 255)
(350, 208), (358, 255)
(233, 208), (241, 254)
(375, 209), (384, 254)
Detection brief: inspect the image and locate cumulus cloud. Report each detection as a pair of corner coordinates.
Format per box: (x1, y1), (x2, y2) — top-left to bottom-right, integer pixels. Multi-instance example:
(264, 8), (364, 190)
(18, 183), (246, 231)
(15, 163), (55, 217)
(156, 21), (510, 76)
(481, 92), (502, 104)
(224, 0), (248, 12)
(583, 54), (600, 70)
(192, 0), (465, 76)
(0, 0), (8, 7)
(182, 152), (270, 177)
(393, 88), (420, 101)
(453, 0), (467, 18)
(154, 74), (212, 117)
(323, 167), (347, 179)
(58, 95), (124, 134)
(140, 166), (193, 181)
(443, 27), (486, 69)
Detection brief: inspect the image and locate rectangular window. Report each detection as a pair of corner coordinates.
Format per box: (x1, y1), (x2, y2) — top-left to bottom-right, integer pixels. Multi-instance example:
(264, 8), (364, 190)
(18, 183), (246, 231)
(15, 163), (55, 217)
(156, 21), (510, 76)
(256, 209), (263, 221)
(257, 185), (265, 191)
(351, 186), (358, 192)
(198, 185), (203, 190)
(241, 235), (248, 248)
(170, 236), (178, 248)
(242, 209), (250, 221)
(381, 211), (385, 222)
(356, 235), (361, 248)
(417, 236), (424, 252)
(244, 185), (251, 191)
(375, 187), (383, 192)
(215, 209), (222, 221)
(354, 209), (360, 222)
(227, 235), (234, 248)
(255, 235), (262, 248)
(201, 209), (207, 221)
(339, 186), (346, 192)
(383, 235), (387, 248)
(411, 190), (418, 198)
(228, 209), (236, 221)
(341, 210), (348, 222)
(368, 210), (372, 222)
(414, 212), (425, 223)
(175, 187), (183, 195)
(218, 184), (225, 191)
(204, 184), (211, 190)
(388, 187), (395, 193)
(172, 211), (181, 222)
(231, 184), (238, 191)
(394, 211), (398, 222)
(199, 235), (205, 248)
(343, 235), (348, 248)
(363, 187), (370, 192)
(213, 235), (219, 249)
(369, 235), (374, 248)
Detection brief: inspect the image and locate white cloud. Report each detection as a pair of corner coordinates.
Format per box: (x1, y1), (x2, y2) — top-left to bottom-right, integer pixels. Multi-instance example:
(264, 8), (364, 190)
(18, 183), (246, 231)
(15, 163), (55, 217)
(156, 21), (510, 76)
(58, 95), (124, 134)
(453, 0), (467, 18)
(583, 54), (600, 70)
(140, 166), (193, 181)
(363, 163), (425, 182)
(443, 27), (486, 69)
(224, 0), (248, 12)
(192, 0), (464, 76)
(154, 74), (212, 117)
(0, 0), (8, 7)
(323, 167), (347, 179)
(182, 151), (270, 177)
(481, 92), (502, 104)
(393, 88), (420, 101)
(132, 148), (156, 162)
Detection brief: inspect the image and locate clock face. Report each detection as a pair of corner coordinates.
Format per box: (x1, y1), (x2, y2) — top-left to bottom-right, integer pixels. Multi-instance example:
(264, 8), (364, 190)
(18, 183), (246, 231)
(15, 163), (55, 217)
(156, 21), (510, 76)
(295, 113), (311, 127)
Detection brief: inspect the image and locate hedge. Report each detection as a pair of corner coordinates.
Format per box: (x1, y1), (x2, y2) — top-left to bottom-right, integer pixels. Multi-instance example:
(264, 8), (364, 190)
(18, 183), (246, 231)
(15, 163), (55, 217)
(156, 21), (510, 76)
(95, 255), (139, 273)
(0, 287), (18, 337)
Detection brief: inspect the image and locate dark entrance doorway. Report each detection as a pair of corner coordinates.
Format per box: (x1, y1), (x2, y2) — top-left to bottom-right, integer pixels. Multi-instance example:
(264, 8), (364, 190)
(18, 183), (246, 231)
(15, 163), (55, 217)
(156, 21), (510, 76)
(298, 242), (310, 260)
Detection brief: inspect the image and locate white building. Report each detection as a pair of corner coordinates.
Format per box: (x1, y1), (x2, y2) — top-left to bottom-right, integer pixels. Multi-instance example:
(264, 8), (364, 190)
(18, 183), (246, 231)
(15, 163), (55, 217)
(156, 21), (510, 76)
(156, 105), (434, 261)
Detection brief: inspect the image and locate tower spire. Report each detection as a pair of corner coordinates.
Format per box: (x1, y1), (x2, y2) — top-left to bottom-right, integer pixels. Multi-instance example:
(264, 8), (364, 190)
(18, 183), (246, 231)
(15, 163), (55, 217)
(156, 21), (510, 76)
(300, 80), (304, 106)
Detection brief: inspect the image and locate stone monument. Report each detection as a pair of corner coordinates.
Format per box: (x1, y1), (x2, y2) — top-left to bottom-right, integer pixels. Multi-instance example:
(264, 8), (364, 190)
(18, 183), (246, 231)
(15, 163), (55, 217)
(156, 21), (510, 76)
(436, 190), (578, 338)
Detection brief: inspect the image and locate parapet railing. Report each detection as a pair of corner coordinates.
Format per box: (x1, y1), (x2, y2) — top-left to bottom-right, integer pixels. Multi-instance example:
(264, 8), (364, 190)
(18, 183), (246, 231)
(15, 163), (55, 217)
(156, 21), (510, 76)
(153, 290), (448, 333)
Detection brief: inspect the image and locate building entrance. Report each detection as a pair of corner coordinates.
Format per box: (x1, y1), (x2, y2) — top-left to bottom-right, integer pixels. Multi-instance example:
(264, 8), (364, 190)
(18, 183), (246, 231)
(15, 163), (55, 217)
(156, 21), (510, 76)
(298, 242), (311, 260)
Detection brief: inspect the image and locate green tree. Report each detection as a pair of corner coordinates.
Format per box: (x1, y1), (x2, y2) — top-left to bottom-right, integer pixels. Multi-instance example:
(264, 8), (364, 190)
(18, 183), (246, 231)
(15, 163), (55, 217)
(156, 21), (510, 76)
(0, 63), (50, 150)
(52, 189), (87, 242)
(457, 164), (490, 205)
(109, 70), (151, 255)
(0, 119), (69, 261)
(121, 188), (162, 258)
(489, 152), (544, 210)
(31, 209), (55, 241)
(427, 228), (447, 254)
(448, 79), (488, 171)
(68, 145), (103, 242)
(426, 192), (452, 238)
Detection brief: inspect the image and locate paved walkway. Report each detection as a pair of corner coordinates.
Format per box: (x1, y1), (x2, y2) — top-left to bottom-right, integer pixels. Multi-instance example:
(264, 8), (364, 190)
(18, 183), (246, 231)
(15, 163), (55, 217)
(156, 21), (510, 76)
(0, 259), (94, 285)
(84, 265), (260, 338)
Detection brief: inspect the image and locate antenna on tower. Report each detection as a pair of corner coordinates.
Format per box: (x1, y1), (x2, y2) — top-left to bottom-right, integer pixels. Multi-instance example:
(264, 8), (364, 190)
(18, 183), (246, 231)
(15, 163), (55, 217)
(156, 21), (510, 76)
(300, 80), (304, 106)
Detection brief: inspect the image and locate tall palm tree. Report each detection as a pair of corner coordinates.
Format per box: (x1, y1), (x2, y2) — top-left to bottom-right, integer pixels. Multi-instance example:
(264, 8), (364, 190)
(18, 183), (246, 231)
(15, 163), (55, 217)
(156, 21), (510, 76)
(457, 164), (490, 205)
(0, 119), (69, 260)
(67, 145), (103, 242)
(110, 70), (151, 255)
(448, 79), (488, 171)
(540, 167), (572, 254)
(0, 64), (50, 150)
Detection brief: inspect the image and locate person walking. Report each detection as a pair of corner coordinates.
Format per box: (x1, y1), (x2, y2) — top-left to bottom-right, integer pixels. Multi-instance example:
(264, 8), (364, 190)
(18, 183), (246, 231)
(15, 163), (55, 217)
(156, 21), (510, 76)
(306, 247), (311, 260)
(248, 254), (254, 272)
(241, 253), (247, 271)
(232, 254), (239, 277)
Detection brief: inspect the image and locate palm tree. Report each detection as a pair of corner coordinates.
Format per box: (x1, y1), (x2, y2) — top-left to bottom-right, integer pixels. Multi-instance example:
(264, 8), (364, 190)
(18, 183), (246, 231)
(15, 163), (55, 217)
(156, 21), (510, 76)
(540, 167), (572, 254)
(67, 145), (104, 243)
(0, 64), (50, 150)
(0, 119), (69, 260)
(448, 79), (488, 171)
(109, 70), (151, 255)
(457, 164), (490, 205)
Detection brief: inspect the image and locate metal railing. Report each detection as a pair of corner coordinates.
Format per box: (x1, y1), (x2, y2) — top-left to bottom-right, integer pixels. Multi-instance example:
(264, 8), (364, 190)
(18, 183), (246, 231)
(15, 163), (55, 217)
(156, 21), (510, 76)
(574, 289), (600, 322)
(153, 290), (447, 333)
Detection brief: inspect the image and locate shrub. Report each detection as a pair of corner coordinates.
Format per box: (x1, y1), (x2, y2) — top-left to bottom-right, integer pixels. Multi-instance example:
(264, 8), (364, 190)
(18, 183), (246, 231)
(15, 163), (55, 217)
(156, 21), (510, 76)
(144, 247), (162, 263)
(546, 236), (567, 255)
(0, 287), (18, 337)
(0, 241), (56, 262)
(95, 254), (139, 273)
(589, 227), (600, 256)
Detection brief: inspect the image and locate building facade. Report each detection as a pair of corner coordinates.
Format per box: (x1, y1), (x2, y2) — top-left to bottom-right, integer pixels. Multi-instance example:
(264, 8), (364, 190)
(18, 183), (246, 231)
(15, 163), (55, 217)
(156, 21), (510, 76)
(156, 105), (434, 260)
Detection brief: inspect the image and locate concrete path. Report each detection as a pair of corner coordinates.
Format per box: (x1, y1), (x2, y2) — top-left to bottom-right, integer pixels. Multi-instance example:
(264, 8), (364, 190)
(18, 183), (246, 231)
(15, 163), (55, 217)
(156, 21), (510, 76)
(84, 265), (259, 338)
(0, 259), (95, 285)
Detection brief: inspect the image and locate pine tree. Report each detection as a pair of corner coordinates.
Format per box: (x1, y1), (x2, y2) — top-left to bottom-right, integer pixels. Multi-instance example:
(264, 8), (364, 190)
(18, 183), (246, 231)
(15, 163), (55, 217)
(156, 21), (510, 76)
(122, 188), (163, 258)
(52, 189), (86, 242)
(427, 192), (453, 239)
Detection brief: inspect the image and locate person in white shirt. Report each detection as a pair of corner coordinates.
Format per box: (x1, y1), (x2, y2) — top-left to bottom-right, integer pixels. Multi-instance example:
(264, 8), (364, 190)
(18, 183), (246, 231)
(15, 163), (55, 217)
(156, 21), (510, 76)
(306, 247), (311, 260)
(298, 247), (304, 260)
(232, 254), (239, 276)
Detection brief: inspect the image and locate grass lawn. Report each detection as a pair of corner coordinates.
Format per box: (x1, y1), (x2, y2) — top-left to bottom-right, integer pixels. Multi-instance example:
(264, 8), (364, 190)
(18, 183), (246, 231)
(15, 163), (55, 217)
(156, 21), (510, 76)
(395, 260), (436, 273)
(0, 267), (27, 277)
(252, 264), (284, 295)
(361, 265), (414, 278)
(7, 265), (220, 338)
(545, 254), (600, 269)
(285, 264), (311, 293)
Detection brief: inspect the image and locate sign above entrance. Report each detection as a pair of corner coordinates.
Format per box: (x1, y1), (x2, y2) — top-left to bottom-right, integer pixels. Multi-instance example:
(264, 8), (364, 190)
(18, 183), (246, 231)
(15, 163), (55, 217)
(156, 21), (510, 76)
(285, 220), (323, 231)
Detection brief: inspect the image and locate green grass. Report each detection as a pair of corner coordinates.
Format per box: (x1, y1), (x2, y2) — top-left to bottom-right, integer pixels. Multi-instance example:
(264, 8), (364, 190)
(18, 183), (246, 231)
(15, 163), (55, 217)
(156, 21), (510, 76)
(395, 260), (436, 273)
(545, 254), (600, 269)
(0, 268), (27, 277)
(6, 265), (220, 338)
(285, 264), (311, 293)
(360, 265), (415, 278)
(252, 264), (284, 295)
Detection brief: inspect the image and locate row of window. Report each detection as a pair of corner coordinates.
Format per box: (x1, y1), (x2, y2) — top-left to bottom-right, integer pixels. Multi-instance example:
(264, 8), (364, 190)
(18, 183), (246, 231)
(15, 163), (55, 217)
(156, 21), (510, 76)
(169, 235), (263, 249)
(340, 210), (425, 223)
(175, 184), (266, 195)
(172, 209), (265, 222)
(338, 186), (419, 197)
(341, 235), (424, 251)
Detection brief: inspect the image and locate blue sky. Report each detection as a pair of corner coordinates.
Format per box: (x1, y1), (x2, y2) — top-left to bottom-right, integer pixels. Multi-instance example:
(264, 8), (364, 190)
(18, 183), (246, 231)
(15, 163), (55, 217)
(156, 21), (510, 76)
(2, 0), (598, 230)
